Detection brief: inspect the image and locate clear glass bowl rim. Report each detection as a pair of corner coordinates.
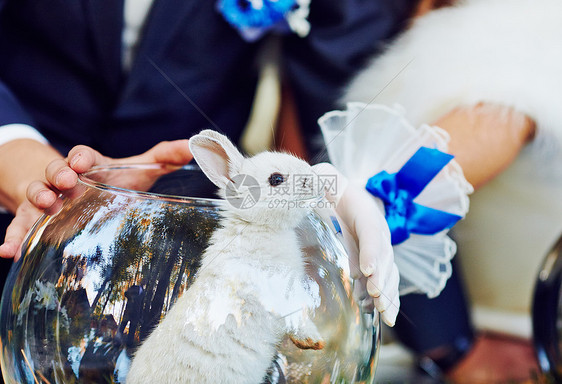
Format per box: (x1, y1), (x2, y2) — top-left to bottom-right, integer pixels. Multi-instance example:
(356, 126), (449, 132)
(78, 163), (223, 207)
(79, 163), (326, 208)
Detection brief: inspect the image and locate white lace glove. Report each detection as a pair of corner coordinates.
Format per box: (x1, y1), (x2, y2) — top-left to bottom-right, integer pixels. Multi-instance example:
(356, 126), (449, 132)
(312, 163), (400, 327)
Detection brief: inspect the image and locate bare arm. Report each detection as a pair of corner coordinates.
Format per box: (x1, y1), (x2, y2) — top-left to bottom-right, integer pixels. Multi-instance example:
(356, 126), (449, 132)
(0, 140), (193, 260)
(0, 139), (64, 212)
(434, 103), (536, 190)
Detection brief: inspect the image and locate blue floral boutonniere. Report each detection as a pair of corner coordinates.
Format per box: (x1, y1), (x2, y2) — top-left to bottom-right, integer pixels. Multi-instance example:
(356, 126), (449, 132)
(217, 0), (310, 42)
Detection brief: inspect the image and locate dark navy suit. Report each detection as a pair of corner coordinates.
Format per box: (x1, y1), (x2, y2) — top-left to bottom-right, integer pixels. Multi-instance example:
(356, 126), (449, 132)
(0, 0), (414, 157)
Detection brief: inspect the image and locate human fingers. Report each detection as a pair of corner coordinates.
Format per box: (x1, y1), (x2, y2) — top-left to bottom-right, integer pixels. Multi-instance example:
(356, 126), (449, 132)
(358, 223), (393, 299)
(0, 201), (42, 260)
(45, 158), (79, 191)
(67, 145), (108, 173)
(380, 292), (400, 328)
(125, 140), (193, 166)
(372, 263), (400, 324)
(26, 180), (58, 210)
(352, 275), (375, 312)
(332, 190), (367, 279)
(353, 192), (393, 298)
(337, 183), (392, 282)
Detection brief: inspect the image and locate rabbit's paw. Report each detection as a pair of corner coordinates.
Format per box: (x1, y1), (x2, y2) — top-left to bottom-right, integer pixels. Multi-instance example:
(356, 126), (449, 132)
(287, 313), (325, 350)
(289, 335), (325, 350)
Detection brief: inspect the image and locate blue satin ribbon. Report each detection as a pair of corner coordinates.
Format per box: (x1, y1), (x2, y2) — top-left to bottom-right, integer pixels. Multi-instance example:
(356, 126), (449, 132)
(218, 0), (294, 29)
(366, 147), (462, 245)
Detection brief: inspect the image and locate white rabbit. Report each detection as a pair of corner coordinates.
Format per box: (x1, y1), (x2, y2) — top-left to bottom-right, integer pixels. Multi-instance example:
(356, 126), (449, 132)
(126, 130), (324, 384)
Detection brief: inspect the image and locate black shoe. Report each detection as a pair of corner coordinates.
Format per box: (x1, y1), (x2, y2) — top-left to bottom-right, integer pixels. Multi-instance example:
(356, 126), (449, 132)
(416, 336), (474, 380)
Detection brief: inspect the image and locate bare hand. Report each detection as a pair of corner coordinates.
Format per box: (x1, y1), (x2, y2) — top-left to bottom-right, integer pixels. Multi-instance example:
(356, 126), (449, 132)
(0, 140), (193, 260)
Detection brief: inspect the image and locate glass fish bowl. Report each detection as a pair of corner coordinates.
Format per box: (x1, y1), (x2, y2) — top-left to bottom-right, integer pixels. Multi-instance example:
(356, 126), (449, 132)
(0, 164), (380, 383)
(533, 235), (562, 381)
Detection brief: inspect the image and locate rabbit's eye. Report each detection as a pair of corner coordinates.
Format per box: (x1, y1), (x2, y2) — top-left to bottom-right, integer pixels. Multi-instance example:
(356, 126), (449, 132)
(268, 173), (285, 186)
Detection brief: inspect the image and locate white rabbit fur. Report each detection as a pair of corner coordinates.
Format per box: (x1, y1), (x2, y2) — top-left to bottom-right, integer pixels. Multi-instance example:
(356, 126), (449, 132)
(126, 130), (324, 384)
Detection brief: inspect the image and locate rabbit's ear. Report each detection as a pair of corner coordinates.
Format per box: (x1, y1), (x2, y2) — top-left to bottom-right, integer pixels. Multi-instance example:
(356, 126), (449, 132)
(189, 130), (244, 188)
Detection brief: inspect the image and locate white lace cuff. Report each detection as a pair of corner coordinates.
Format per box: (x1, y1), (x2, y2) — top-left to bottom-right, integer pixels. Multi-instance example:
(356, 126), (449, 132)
(318, 103), (473, 298)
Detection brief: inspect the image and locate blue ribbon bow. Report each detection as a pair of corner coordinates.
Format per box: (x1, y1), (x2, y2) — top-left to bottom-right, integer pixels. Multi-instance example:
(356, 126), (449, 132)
(366, 147), (462, 245)
(217, 0), (296, 41)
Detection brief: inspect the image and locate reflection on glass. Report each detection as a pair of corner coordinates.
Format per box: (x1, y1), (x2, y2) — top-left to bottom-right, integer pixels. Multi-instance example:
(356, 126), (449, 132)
(533, 235), (562, 381)
(0, 164), (379, 383)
